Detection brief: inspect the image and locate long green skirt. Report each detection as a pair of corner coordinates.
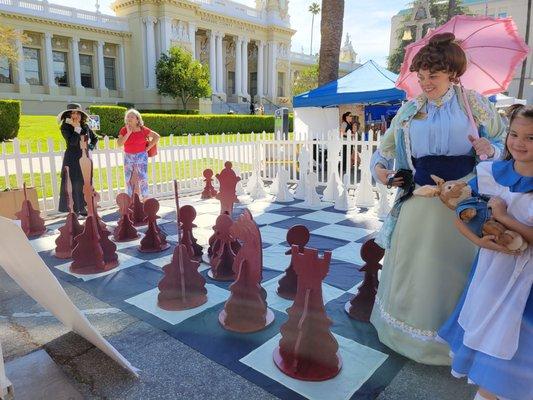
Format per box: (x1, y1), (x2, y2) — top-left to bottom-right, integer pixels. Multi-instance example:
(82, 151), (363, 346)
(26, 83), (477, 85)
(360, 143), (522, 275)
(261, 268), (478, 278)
(371, 194), (477, 365)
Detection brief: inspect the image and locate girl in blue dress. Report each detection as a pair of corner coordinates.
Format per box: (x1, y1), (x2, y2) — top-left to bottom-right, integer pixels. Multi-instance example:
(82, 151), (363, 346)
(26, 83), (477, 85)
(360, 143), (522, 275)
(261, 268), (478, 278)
(438, 104), (533, 400)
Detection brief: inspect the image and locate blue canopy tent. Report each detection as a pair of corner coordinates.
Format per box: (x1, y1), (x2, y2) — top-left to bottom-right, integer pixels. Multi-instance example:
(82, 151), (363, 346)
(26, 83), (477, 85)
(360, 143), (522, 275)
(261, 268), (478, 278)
(293, 60), (406, 108)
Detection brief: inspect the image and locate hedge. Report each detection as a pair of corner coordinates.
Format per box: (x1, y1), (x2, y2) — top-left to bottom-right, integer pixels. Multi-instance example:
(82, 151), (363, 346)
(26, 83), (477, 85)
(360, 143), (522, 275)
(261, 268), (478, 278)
(89, 105), (293, 137)
(139, 109), (199, 115)
(0, 100), (21, 141)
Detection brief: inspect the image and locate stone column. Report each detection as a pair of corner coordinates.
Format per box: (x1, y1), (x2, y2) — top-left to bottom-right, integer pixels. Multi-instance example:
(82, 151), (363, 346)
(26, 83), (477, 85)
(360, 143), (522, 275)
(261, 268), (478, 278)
(160, 17), (172, 55)
(14, 30), (29, 93)
(256, 40), (263, 99)
(70, 36), (84, 96)
(96, 40), (108, 96)
(209, 30), (216, 94)
(216, 33), (224, 95)
(43, 32), (57, 94)
(144, 16), (157, 89)
(234, 37), (242, 96)
(269, 41), (277, 99)
(188, 22), (197, 59)
(241, 38), (248, 98)
(117, 43), (126, 93)
(264, 42), (269, 96)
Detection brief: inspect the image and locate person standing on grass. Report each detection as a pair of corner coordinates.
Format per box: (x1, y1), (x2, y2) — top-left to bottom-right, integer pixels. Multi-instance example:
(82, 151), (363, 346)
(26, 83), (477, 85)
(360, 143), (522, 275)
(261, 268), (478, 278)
(57, 103), (98, 216)
(117, 109), (159, 199)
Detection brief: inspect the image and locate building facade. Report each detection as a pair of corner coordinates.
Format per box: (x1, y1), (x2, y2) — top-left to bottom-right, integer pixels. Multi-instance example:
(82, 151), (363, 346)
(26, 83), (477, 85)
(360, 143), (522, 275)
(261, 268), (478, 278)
(389, 0), (533, 103)
(0, 0), (357, 114)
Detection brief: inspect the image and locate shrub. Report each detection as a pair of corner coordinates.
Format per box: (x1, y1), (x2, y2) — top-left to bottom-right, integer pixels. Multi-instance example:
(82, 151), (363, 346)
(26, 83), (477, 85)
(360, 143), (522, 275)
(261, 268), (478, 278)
(88, 105), (126, 137)
(139, 109), (199, 115)
(0, 100), (21, 141)
(117, 102), (135, 109)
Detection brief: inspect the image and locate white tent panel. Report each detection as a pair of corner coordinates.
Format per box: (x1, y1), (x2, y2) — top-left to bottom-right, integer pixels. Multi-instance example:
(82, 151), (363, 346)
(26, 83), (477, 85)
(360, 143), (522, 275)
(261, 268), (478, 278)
(294, 107), (340, 139)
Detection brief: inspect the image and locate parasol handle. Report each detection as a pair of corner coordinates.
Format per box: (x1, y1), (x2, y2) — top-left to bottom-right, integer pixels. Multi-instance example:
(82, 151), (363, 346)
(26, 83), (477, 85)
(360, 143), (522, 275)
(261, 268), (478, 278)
(460, 84), (488, 160)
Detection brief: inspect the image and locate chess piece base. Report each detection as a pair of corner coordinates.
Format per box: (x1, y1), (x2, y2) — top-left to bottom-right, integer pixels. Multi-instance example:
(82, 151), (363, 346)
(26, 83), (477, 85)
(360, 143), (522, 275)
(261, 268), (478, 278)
(207, 269), (236, 281)
(113, 233), (141, 243)
(132, 221), (148, 227)
(26, 228), (46, 237)
(344, 298), (373, 322)
(138, 243), (170, 253)
(218, 308), (275, 333)
(54, 250), (72, 259)
(158, 294), (208, 311)
(276, 288), (296, 301)
(272, 347), (342, 381)
(69, 259), (119, 275)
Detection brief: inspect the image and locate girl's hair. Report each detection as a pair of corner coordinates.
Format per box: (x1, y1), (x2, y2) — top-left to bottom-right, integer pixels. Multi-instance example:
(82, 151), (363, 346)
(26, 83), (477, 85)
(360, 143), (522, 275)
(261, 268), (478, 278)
(503, 104), (533, 160)
(124, 108), (144, 127)
(409, 33), (467, 82)
(341, 111), (352, 123)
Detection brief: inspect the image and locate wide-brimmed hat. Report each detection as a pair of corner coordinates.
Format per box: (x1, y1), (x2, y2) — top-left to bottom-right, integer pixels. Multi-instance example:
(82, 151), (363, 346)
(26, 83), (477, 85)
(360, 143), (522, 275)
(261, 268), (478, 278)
(57, 103), (90, 124)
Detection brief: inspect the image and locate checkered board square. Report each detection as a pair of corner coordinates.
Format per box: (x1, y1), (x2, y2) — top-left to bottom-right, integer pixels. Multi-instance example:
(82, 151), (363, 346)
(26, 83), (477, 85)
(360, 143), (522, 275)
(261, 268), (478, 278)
(30, 195), (407, 400)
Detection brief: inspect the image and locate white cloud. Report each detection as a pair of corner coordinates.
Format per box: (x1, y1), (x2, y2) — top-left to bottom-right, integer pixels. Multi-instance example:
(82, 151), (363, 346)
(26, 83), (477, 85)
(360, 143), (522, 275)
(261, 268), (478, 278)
(57, 0), (412, 67)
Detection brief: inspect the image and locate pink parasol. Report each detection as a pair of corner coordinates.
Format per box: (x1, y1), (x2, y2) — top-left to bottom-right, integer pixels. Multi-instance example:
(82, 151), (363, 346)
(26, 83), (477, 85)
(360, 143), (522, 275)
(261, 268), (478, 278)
(396, 15), (530, 99)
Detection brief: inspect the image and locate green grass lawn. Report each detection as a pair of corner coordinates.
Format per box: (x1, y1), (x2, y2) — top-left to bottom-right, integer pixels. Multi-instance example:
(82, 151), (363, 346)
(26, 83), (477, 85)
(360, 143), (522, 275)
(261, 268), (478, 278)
(1, 115), (278, 154)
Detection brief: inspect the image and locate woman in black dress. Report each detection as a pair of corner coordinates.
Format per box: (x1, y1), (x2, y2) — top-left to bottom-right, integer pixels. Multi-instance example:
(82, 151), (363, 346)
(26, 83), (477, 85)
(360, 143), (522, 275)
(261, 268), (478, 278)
(57, 103), (98, 215)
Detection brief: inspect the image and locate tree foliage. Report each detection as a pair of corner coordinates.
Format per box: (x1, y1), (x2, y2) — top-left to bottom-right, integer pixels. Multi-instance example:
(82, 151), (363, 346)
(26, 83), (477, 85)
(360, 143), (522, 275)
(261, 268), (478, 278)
(156, 46), (211, 110)
(387, 0), (469, 73)
(0, 27), (28, 64)
(292, 64), (319, 96)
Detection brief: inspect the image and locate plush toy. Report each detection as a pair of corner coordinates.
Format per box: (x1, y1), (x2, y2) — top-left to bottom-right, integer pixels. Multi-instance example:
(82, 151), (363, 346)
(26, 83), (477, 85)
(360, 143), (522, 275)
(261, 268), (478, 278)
(414, 175), (527, 252)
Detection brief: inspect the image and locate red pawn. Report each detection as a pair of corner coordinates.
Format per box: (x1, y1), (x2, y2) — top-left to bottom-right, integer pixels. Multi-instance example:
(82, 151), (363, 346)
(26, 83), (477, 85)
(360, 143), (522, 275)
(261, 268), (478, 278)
(129, 168), (147, 226)
(276, 225), (310, 300)
(179, 205), (203, 260)
(344, 239), (384, 322)
(15, 183), (45, 237)
(139, 198), (169, 253)
(208, 213), (240, 281)
(113, 193), (139, 242)
(158, 244), (207, 310)
(273, 246), (342, 381)
(215, 161), (240, 216)
(201, 169), (218, 199)
(55, 167), (83, 258)
(219, 210), (274, 333)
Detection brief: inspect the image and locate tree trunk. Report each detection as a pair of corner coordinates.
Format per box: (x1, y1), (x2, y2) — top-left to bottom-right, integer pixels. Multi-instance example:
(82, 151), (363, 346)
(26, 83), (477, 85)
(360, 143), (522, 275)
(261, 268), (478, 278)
(318, 0), (345, 86)
(310, 14), (315, 55)
(447, 0), (457, 21)
(181, 97), (188, 110)
(517, 0), (531, 99)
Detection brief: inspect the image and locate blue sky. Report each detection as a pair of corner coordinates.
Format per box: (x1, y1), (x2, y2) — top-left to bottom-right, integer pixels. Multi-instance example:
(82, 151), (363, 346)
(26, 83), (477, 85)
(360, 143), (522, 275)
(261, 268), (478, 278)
(61, 0), (412, 66)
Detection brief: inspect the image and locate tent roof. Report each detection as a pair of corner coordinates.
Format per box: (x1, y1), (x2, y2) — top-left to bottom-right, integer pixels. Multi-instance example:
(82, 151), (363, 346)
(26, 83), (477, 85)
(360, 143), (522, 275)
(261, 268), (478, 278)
(293, 60), (406, 108)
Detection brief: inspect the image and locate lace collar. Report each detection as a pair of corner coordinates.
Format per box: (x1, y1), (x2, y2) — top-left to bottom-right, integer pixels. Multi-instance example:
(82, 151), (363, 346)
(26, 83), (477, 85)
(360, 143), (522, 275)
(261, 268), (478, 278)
(427, 86), (455, 108)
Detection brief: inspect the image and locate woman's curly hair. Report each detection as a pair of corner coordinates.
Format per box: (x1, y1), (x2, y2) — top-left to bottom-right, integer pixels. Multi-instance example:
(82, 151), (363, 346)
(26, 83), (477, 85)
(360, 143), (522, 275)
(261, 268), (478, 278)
(409, 33), (467, 82)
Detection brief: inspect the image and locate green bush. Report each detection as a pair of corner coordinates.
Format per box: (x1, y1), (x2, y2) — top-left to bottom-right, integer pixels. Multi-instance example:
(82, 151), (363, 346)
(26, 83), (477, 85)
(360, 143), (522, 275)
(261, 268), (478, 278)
(139, 109), (199, 115)
(117, 102), (135, 109)
(0, 100), (21, 141)
(88, 105), (126, 137)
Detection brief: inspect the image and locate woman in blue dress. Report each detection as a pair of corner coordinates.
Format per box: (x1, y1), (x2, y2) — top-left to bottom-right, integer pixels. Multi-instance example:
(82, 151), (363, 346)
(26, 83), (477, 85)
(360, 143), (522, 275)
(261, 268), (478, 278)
(369, 33), (506, 365)
(439, 104), (533, 400)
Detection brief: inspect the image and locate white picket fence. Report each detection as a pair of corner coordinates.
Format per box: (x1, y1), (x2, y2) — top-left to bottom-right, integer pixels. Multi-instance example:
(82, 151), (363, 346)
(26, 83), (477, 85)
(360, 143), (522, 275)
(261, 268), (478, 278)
(0, 130), (386, 216)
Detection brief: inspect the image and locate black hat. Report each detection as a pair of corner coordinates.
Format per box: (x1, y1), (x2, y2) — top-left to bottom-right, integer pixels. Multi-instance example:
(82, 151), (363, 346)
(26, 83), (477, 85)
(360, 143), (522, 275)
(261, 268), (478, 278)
(57, 103), (90, 124)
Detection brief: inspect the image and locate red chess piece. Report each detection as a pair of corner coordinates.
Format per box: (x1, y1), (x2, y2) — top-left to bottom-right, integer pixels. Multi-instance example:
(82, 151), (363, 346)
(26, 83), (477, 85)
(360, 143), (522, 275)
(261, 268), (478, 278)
(219, 210), (274, 333)
(113, 193), (139, 242)
(157, 243), (207, 310)
(201, 169), (218, 199)
(344, 239), (384, 322)
(71, 137), (119, 274)
(215, 161), (240, 215)
(15, 183), (46, 237)
(208, 213), (241, 281)
(277, 225), (310, 300)
(55, 167), (83, 258)
(179, 205), (203, 260)
(129, 168), (147, 226)
(273, 246), (342, 381)
(138, 198), (170, 253)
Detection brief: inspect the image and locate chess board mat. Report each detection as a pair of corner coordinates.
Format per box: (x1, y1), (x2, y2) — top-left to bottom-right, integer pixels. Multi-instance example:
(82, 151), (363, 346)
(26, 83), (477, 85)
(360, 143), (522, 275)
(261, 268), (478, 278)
(31, 195), (407, 400)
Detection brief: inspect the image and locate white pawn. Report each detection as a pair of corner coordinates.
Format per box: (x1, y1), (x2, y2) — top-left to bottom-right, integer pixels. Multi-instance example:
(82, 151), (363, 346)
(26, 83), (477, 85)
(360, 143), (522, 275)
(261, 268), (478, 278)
(269, 169), (279, 195)
(335, 174), (355, 211)
(303, 172), (321, 207)
(275, 168), (294, 203)
(249, 179), (268, 200)
(294, 148), (310, 200)
(234, 167), (246, 196)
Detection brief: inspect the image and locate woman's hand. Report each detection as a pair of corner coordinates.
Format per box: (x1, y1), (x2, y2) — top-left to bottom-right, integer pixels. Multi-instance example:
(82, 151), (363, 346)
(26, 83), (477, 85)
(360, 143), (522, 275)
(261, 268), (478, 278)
(488, 196), (508, 221)
(477, 235), (521, 255)
(375, 165), (403, 187)
(468, 135), (495, 158)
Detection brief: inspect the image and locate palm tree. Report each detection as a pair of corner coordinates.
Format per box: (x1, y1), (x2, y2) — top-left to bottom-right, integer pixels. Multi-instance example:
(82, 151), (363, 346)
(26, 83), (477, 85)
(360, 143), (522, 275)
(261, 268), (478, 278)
(308, 2), (321, 55)
(517, 0), (531, 99)
(318, 0), (345, 86)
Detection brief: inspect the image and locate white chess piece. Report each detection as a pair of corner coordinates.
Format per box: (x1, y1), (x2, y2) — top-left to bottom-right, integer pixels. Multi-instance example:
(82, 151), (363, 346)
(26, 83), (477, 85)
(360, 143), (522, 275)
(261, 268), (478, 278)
(375, 183), (392, 220)
(294, 148), (310, 200)
(322, 132), (343, 202)
(269, 169), (280, 195)
(355, 143), (375, 207)
(234, 167), (246, 196)
(274, 168), (294, 203)
(303, 172), (321, 207)
(335, 174), (354, 211)
(248, 179), (268, 199)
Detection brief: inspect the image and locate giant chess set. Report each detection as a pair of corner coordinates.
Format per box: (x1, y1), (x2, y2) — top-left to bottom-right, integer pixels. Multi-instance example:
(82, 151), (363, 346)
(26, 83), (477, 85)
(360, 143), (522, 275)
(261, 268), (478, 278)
(17, 139), (405, 400)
